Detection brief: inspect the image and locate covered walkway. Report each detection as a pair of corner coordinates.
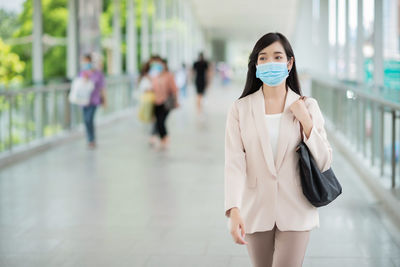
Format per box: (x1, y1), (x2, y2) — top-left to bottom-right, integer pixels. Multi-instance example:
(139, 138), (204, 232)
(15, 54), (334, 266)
(1, 84), (399, 267)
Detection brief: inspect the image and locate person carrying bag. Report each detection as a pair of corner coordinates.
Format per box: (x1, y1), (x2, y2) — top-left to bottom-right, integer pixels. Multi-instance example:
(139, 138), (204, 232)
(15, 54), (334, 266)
(137, 76), (155, 123)
(69, 76), (95, 106)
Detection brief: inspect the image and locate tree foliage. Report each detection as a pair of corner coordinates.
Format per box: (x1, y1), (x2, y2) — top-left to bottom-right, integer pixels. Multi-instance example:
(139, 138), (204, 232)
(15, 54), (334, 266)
(7, 0), (154, 84)
(12, 0), (68, 84)
(0, 9), (19, 40)
(0, 38), (25, 87)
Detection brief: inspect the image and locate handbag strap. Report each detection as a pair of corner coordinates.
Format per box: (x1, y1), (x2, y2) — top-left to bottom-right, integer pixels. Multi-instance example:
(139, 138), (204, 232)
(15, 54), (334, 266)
(298, 96), (307, 141)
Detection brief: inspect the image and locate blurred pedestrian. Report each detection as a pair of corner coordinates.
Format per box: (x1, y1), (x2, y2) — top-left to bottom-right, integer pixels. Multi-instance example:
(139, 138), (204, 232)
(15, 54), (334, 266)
(192, 52), (210, 113)
(148, 56), (179, 149)
(175, 63), (189, 100)
(80, 53), (106, 149)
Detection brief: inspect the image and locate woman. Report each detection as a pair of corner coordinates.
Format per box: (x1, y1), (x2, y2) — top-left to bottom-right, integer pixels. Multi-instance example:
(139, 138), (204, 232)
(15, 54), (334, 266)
(148, 56), (179, 149)
(224, 32), (332, 267)
(80, 54), (106, 149)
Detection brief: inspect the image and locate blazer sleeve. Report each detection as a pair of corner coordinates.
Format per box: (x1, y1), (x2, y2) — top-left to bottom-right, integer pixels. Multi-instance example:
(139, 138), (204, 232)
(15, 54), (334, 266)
(224, 102), (246, 217)
(302, 98), (333, 172)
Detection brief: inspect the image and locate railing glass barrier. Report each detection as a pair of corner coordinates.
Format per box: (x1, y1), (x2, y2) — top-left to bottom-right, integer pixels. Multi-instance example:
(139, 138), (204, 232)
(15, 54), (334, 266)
(312, 78), (400, 191)
(0, 75), (133, 154)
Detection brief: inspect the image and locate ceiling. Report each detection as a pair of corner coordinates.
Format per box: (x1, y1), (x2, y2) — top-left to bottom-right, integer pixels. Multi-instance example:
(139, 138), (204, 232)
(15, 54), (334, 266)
(189, 0), (300, 42)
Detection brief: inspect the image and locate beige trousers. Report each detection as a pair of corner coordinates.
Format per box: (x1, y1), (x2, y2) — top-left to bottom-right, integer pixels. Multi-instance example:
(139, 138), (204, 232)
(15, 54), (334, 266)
(245, 225), (310, 267)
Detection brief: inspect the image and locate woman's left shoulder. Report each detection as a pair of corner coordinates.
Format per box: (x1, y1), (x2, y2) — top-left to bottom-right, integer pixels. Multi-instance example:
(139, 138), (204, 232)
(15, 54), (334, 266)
(304, 97), (319, 109)
(304, 97), (326, 121)
(166, 72), (175, 79)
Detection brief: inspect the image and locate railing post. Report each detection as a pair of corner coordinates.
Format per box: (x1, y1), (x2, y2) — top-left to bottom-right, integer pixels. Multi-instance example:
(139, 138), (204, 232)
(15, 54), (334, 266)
(333, 89), (338, 130)
(52, 89), (57, 134)
(371, 101), (375, 166)
(64, 90), (71, 130)
(24, 93), (29, 144)
(351, 96), (354, 146)
(346, 96), (350, 139)
(380, 106), (385, 176)
(337, 91), (342, 132)
(34, 90), (43, 139)
(362, 100), (367, 157)
(8, 95), (13, 151)
(391, 109), (396, 188)
(356, 99), (361, 151)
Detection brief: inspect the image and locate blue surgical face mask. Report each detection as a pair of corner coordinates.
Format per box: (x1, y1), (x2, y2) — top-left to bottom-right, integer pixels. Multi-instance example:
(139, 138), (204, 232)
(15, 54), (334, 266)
(82, 62), (92, 71)
(255, 62), (290, 87)
(149, 63), (164, 77)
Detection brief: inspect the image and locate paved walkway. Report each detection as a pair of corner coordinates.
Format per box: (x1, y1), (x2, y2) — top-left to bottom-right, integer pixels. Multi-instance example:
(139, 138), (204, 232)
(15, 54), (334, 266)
(0, 83), (399, 267)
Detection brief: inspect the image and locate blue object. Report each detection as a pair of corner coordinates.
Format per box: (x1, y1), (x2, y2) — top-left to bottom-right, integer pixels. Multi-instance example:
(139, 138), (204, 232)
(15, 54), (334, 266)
(83, 105), (97, 143)
(255, 62), (289, 87)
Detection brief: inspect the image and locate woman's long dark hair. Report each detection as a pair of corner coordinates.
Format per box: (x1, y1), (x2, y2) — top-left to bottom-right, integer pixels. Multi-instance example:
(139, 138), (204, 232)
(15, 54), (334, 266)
(239, 32), (301, 99)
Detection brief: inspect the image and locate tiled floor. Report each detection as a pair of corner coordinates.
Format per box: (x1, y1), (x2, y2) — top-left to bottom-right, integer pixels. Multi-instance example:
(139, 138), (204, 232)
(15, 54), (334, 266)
(0, 83), (399, 267)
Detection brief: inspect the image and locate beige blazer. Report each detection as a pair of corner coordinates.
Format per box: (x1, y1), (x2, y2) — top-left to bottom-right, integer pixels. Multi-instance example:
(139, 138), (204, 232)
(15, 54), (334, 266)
(224, 87), (332, 233)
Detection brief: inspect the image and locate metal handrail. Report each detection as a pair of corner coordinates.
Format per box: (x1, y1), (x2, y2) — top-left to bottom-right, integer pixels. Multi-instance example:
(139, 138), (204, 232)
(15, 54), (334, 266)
(0, 75), (134, 155)
(312, 76), (400, 111)
(0, 75), (131, 96)
(311, 77), (400, 189)
(0, 83), (71, 96)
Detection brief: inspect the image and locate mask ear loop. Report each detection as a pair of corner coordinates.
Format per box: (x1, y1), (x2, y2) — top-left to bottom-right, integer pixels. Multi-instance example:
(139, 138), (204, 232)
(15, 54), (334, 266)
(287, 57), (293, 75)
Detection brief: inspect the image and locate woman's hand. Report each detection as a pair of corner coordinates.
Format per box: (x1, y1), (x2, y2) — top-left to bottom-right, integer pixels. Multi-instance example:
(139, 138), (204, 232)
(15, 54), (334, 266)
(229, 208), (247, 245)
(289, 98), (313, 138)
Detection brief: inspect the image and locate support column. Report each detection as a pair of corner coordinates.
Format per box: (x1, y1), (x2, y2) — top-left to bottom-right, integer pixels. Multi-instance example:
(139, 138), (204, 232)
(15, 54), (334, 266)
(165, 0), (172, 64)
(33, 0), (44, 139)
(328, 0), (336, 75)
(183, 1), (190, 64)
(67, 0), (79, 79)
(178, 0), (185, 67)
(373, 0), (384, 87)
(171, 0), (179, 70)
(335, 0), (340, 77)
(160, 0), (167, 58)
(78, 0), (102, 62)
(33, 0), (43, 84)
(356, 0), (364, 83)
(312, 0), (320, 71)
(112, 0), (122, 75)
(126, 0), (138, 76)
(141, 0), (150, 63)
(319, 0), (329, 72)
(344, 0), (350, 78)
(372, 0), (383, 169)
(151, 0), (158, 55)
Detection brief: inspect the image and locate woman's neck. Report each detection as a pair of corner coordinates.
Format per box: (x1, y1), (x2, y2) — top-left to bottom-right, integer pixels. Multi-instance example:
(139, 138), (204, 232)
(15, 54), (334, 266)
(262, 83), (287, 114)
(262, 83), (287, 100)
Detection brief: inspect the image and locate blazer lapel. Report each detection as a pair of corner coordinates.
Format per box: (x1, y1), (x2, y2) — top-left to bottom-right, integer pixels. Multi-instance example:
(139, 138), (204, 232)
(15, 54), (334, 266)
(250, 89), (277, 176)
(274, 88), (300, 172)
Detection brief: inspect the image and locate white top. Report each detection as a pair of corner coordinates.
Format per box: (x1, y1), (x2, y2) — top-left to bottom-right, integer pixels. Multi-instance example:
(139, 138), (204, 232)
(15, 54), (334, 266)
(265, 113), (282, 160)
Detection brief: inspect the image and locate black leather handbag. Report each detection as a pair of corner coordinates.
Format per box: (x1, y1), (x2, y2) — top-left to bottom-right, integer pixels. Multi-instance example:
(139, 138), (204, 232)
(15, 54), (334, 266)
(296, 97), (342, 207)
(164, 94), (176, 110)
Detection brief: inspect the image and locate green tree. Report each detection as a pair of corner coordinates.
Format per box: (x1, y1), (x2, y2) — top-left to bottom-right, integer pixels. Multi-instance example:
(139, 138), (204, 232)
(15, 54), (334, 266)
(0, 9), (19, 40)
(0, 38), (25, 87)
(12, 0), (67, 84)
(101, 0), (154, 72)
(10, 0), (155, 83)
